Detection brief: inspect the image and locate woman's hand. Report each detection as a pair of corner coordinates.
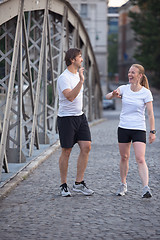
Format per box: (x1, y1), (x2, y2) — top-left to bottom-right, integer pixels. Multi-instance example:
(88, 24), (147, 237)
(106, 88), (121, 100)
(149, 132), (156, 144)
(112, 90), (121, 98)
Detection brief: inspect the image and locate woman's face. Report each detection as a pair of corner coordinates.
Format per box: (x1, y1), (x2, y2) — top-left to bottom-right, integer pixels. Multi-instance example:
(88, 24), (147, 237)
(128, 66), (142, 84)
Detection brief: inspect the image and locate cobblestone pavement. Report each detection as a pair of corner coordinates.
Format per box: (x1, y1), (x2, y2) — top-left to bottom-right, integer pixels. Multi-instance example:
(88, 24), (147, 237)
(0, 98), (160, 240)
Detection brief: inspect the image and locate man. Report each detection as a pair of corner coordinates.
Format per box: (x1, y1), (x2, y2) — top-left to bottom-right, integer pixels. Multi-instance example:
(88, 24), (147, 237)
(57, 48), (94, 197)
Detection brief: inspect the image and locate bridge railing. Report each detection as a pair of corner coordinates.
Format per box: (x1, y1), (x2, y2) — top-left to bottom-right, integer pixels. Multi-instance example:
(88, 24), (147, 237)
(0, 0), (102, 180)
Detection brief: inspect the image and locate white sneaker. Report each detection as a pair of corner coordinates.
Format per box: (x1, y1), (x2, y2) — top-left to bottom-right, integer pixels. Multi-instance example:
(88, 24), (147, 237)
(73, 181), (94, 196)
(142, 186), (152, 198)
(60, 183), (71, 197)
(116, 183), (127, 196)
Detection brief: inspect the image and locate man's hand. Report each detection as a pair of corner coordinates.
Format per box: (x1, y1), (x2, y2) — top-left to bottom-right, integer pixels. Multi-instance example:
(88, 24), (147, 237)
(79, 67), (84, 83)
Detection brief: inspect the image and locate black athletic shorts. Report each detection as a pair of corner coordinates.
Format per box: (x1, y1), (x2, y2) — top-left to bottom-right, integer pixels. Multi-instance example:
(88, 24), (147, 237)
(57, 113), (91, 148)
(118, 127), (146, 143)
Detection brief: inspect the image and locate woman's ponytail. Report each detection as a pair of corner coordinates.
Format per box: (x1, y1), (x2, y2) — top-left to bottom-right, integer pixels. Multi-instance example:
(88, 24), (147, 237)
(132, 64), (150, 89)
(140, 74), (149, 89)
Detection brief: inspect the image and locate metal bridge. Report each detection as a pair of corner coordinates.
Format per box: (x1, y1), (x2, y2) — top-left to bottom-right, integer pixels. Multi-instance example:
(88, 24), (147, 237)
(0, 0), (102, 180)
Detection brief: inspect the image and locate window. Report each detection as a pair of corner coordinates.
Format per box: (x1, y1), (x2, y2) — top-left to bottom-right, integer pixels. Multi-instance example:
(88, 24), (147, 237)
(80, 4), (88, 18)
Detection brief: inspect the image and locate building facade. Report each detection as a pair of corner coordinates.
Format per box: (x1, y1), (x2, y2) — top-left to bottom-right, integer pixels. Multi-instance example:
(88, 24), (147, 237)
(68, 0), (108, 85)
(108, 7), (119, 35)
(118, 1), (139, 82)
(107, 7), (119, 82)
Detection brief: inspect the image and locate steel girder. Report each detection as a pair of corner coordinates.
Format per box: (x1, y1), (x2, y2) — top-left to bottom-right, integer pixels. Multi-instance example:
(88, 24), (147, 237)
(0, 0), (102, 180)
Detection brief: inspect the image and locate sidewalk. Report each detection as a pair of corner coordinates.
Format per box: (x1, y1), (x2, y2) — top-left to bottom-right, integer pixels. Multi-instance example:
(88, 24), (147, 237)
(0, 119), (103, 199)
(0, 98), (160, 239)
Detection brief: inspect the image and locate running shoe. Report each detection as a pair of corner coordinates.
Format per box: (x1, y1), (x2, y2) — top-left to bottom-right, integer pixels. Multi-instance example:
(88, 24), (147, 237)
(60, 183), (71, 197)
(142, 186), (152, 198)
(116, 183), (127, 196)
(73, 181), (94, 195)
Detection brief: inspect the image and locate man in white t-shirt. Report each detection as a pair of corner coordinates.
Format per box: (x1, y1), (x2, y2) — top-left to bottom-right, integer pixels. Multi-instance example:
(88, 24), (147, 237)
(57, 48), (94, 197)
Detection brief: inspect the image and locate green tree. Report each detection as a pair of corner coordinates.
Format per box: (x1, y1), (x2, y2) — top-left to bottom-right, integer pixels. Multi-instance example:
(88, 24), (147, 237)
(129, 0), (160, 88)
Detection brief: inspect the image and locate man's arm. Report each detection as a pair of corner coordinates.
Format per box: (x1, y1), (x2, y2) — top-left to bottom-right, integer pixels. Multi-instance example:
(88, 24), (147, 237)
(63, 68), (84, 102)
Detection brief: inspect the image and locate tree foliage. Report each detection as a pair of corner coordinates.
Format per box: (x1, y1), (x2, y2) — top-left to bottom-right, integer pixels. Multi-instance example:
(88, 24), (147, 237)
(129, 0), (160, 87)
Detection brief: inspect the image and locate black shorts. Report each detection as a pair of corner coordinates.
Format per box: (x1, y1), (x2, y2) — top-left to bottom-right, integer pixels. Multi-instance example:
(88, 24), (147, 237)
(118, 127), (146, 143)
(57, 114), (91, 148)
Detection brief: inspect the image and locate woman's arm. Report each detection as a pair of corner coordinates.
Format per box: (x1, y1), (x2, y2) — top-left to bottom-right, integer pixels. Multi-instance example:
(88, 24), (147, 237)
(105, 88), (121, 100)
(146, 101), (156, 144)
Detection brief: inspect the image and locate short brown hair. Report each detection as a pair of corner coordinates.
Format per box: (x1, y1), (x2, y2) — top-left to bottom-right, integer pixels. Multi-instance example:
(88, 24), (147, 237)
(65, 48), (82, 66)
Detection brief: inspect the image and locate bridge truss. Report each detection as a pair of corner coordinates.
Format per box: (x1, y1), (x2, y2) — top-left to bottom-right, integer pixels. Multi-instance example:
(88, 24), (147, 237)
(0, 0), (102, 179)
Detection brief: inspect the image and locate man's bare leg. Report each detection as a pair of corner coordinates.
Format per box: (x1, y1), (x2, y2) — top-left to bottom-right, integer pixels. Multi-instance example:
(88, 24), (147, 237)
(76, 141), (91, 182)
(59, 148), (72, 184)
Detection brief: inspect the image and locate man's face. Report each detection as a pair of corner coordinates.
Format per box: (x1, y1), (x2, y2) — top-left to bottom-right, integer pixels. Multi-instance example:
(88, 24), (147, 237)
(73, 53), (83, 68)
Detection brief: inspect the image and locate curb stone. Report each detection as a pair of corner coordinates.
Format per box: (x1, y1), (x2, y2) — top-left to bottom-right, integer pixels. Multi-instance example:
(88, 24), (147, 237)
(0, 141), (60, 199)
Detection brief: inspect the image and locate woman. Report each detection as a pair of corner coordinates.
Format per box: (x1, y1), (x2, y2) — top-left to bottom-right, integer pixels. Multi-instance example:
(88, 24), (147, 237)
(106, 64), (156, 198)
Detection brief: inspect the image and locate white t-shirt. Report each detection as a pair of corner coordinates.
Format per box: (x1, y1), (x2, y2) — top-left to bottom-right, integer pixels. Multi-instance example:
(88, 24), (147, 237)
(57, 69), (83, 117)
(118, 84), (153, 130)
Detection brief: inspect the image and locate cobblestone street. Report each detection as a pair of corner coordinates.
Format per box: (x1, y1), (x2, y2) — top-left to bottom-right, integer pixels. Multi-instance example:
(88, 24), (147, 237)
(0, 97), (160, 240)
